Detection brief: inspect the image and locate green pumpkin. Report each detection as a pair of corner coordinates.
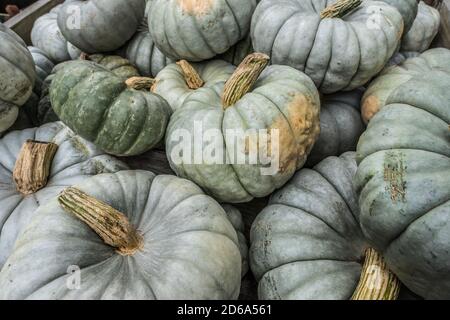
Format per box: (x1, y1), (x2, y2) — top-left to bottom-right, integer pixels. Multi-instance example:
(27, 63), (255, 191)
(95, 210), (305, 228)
(251, 0), (404, 94)
(307, 89), (365, 166)
(401, 1), (440, 53)
(362, 48), (450, 123)
(149, 0), (257, 61)
(57, 0), (146, 53)
(250, 152), (400, 300)
(355, 69), (450, 299)
(50, 60), (171, 156)
(166, 54), (320, 203)
(0, 23), (36, 134)
(0, 121), (128, 268)
(0, 170), (242, 299)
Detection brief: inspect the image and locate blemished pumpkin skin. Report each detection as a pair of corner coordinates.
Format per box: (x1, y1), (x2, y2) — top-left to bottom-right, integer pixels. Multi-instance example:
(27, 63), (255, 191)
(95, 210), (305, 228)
(0, 170), (242, 300)
(0, 23), (36, 134)
(31, 4), (81, 63)
(361, 48), (450, 124)
(148, 0), (257, 61)
(401, 1), (440, 53)
(50, 60), (172, 156)
(251, 0), (404, 94)
(166, 54), (321, 203)
(153, 60), (236, 112)
(250, 152), (400, 300)
(354, 70), (450, 299)
(307, 89), (365, 167)
(57, 0), (146, 54)
(0, 121), (128, 268)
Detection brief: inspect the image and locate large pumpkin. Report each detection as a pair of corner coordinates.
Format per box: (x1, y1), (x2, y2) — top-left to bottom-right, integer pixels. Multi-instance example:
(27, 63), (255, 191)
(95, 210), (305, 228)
(31, 4), (81, 63)
(361, 48), (450, 123)
(50, 60), (171, 156)
(401, 1), (440, 53)
(354, 69), (450, 299)
(166, 53), (320, 203)
(0, 122), (128, 268)
(250, 152), (400, 300)
(251, 0), (404, 94)
(57, 0), (146, 53)
(0, 23), (36, 134)
(0, 170), (242, 300)
(307, 89), (365, 166)
(148, 0), (257, 61)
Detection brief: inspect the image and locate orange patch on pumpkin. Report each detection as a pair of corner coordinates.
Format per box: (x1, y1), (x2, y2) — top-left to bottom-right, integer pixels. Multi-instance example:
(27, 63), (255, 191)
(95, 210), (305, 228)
(362, 95), (381, 124)
(177, 0), (214, 16)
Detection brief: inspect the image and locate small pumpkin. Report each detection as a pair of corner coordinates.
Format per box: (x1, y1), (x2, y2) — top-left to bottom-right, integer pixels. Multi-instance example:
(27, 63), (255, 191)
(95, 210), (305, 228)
(166, 53), (321, 203)
(50, 60), (171, 156)
(361, 48), (450, 123)
(354, 69), (450, 299)
(250, 152), (400, 300)
(0, 121), (128, 268)
(0, 23), (36, 134)
(31, 4), (81, 63)
(0, 170), (242, 300)
(149, 0), (257, 61)
(251, 0), (405, 94)
(307, 89), (365, 167)
(401, 1), (440, 53)
(57, 0), (146, 53)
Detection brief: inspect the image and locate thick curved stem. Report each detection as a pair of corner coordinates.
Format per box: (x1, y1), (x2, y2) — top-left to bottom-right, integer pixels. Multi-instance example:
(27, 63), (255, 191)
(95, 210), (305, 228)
(351, 248), (400, 300)
(13, 140), (58, 195)
(222, 53), (270, 109)
(58, 187), (144, 256)
(126, 76), (156, 91)
(320, 0), (362, 19)
(176, 60), (204, 89)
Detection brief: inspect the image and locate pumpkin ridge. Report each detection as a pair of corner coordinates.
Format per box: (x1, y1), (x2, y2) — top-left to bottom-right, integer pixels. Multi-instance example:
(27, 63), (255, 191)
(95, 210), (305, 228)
(170, 3), (200, 59)
(189, 8), (218, 58)
(223, 0), (242, 41)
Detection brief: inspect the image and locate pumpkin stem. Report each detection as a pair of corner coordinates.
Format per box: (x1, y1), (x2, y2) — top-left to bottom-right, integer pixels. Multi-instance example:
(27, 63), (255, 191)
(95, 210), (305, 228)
(351, 248), (400, 300)
(222, 53), (270, 109)
(79, 52), (91, 60)
(13, 140), (58, 195)
(320, 0), (362, 19)
(126, 76), (157, 91)
(176, 60), (204, 89)
(58, 187), (144, 256)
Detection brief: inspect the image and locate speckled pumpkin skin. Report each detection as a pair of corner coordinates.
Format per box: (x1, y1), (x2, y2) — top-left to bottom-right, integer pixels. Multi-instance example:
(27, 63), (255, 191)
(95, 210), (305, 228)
(251, 0), (404, 94)
(250, 152), (368, 300)
(166, 65), (320, 203)
(355, 70), (450, 299)
(362, 48), (450, 123)
(0, 24), (36, 134)
(149, 0), (257, 61)
(0, 170), (242, 300)
(0, 122), (128, 268)
(50, 60), (171, 156)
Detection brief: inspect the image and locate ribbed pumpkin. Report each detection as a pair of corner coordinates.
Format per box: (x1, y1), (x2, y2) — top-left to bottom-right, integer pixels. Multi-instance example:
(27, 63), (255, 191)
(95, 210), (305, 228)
(0, 23), (36, 134)
(401, 1), (440, 53)
(31, 4), (81, 63)
(355, 69), (450, 299)
(149, 0), (257, 61)
(153, 59), (235, 111)
(362, 48), (450, 123)
(57, 0), (146, 53)
(251, 0), (404, 94)
(307, 90), (365, 166)
(0, 170), (242, 300)
(250, 152), (400, 300)
(50, 60), (171, 156)
(166, 53), (320, 203)
(0, 122), (128, 268)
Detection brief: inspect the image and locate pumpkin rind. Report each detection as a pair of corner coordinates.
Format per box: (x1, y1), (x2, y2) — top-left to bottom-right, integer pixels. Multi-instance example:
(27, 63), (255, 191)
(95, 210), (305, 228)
(149, 0), (257, 61)
(50, 60), (171, 156)
(251, 0), (404, 94)
(379, 0), (418, 33)
(0, 121), (128, 268)
(0, 170), (242, 300)
(354, 70), (450, 299)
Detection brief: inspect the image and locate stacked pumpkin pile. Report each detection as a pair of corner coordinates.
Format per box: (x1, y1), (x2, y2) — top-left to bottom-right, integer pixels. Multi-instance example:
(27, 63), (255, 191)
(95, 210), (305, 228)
(0, 0), (448, 300)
